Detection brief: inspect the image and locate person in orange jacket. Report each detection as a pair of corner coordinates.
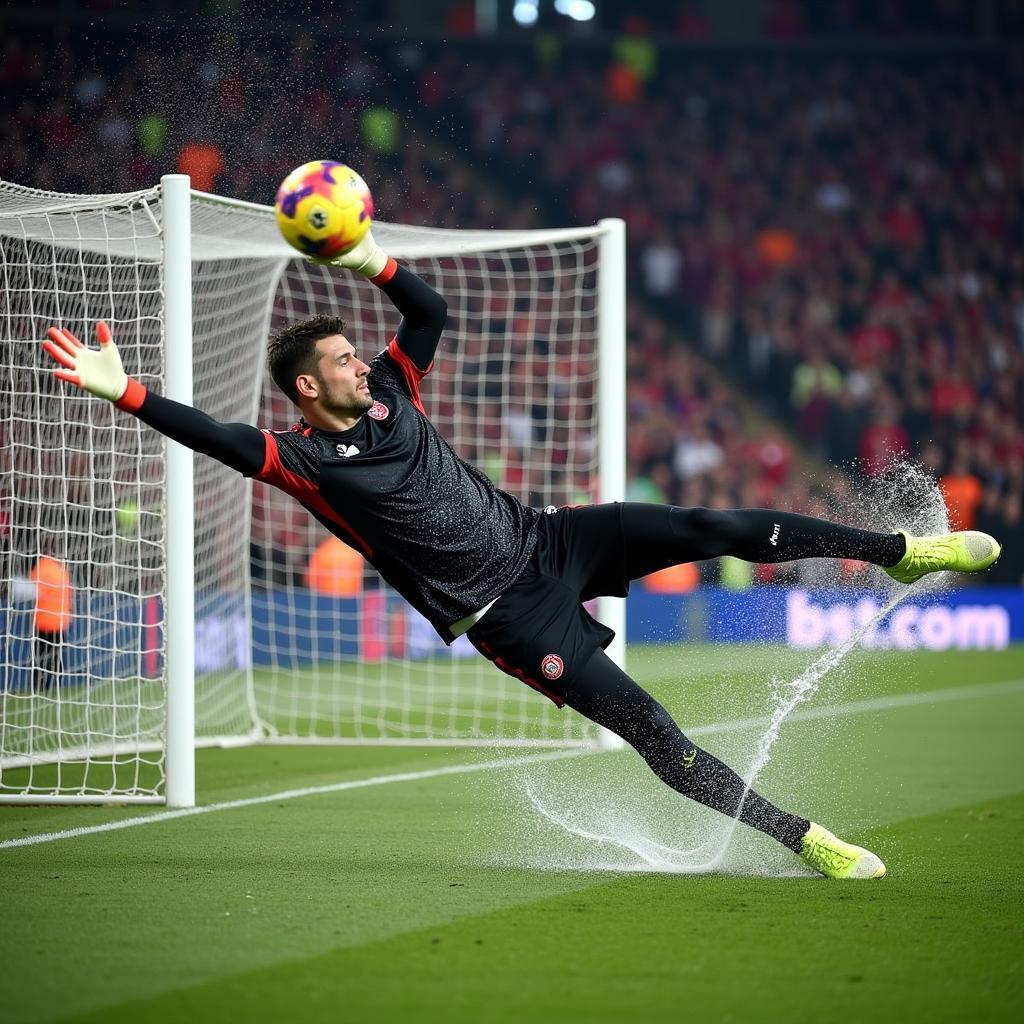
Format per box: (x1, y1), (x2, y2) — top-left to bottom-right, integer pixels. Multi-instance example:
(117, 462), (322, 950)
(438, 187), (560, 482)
(28, 554), (74, 693)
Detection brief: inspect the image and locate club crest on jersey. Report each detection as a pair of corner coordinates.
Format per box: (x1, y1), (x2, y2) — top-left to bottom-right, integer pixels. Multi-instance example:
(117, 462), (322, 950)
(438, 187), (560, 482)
(541, 654), (564, 680)
(336, 444), (360, 458)
(367, 401), (390, 421)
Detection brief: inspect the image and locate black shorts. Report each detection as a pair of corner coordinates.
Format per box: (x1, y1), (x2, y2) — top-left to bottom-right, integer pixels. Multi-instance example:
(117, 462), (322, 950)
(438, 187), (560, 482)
(467, 503), (628, 706)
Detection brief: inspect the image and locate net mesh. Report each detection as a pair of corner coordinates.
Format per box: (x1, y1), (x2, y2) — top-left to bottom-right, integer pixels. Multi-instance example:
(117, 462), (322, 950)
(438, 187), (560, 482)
(0, 181), (605, 801)
(0, 186), (169, 797)
(257, 246), (601, 745)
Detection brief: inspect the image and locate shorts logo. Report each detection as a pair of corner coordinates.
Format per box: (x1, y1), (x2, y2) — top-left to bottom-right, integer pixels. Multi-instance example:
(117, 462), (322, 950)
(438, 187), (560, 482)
(541, 654), (564, 680)
(367, 401), (390, 421)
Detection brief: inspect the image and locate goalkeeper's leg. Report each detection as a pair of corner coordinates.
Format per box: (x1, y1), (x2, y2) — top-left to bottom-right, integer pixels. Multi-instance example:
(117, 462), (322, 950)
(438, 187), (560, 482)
(561, 648), (810, 852)
(615, 504), (998, 583)
(617, 504), (906, 579)
(562, 649), (886, 877)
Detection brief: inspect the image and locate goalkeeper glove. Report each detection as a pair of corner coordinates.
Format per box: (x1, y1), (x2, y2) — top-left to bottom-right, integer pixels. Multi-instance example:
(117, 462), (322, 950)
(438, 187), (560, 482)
(43, 322), (145, 409)
(319, 230), (389, 279)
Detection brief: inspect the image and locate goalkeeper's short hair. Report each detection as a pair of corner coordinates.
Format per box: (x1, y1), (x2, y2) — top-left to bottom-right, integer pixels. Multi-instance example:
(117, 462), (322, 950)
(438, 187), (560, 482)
(267, 314), (347, 405)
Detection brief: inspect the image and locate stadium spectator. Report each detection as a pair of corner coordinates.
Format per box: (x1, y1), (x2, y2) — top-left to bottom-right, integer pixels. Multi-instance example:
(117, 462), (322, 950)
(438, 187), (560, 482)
(640, 228), (683, 306)
(137, 112), (167, 159)
(28, 554), (74, 693)
(790, 349), (843, 450)
(858, 401), (911, 478)
(306, 536), (364, 597)
(940, 457), (984, 531)
(177, 138), (225, 193)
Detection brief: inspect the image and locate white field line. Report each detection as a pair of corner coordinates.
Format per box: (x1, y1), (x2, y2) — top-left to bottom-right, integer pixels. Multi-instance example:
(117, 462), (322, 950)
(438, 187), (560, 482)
(3, 678), (1022, 852)
(0, 750), (584, 851)
(688, 677), (1024, 739)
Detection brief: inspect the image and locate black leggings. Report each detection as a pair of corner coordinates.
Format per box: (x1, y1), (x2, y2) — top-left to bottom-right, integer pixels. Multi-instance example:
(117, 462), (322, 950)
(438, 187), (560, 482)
(561, 648), (810, 852)
(33, 631), (64, 693)
(617, 504), (903, 582)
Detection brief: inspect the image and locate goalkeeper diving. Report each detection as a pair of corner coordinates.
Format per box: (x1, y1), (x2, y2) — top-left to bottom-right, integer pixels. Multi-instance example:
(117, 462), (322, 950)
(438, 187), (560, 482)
(42, 219), (1002, 881)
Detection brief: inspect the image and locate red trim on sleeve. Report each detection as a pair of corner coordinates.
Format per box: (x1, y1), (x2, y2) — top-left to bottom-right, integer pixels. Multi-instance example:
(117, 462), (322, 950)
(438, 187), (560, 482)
(258, 431), (280, 479)
(386, 337), (431, 415)
(370, 257), (398, 286)
(115, 378), (147, 413)
(258, 433), (373, 558)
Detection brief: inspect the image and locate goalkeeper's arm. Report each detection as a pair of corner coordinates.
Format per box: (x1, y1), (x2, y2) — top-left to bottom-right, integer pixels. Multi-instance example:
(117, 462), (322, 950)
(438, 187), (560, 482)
(42, 323), (265, 477)
(327, 231), (447, 372)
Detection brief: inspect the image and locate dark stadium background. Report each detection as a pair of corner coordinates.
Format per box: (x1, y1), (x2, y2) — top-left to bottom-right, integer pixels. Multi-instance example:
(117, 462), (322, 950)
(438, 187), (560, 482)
(3, 0), (1022, 592)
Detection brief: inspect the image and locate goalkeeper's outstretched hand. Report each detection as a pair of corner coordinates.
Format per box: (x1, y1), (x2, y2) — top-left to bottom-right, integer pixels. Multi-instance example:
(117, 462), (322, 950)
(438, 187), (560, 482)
(318, 230), (389, 279)
(43, 321), (129, 402)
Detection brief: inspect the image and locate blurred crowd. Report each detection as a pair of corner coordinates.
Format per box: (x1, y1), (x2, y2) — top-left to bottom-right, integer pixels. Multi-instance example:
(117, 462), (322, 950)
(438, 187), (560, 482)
(1, 16), (1021, 584)
(609, 0), (1024, 39)
(412, 43), (1024, 583)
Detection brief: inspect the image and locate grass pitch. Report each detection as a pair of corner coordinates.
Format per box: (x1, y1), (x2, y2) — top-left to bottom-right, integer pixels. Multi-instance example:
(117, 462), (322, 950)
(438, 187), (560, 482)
(1, 645), (1022, 1023)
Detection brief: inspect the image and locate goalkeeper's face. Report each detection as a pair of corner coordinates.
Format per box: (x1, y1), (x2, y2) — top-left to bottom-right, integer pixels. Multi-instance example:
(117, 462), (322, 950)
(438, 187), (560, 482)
(305, 335), (374, 417)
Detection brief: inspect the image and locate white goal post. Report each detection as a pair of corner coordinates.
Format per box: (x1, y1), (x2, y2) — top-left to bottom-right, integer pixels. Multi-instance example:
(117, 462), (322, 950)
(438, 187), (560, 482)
(0, 175), (626, 806)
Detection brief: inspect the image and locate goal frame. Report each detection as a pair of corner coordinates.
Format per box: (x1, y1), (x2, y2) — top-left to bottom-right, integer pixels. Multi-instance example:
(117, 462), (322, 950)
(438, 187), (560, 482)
(0, 175), (627, 807)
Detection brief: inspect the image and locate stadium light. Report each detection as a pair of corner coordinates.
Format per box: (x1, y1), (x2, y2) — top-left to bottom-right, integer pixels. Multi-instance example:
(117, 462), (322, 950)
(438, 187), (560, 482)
(513, 0), (539, 25)
(554, 0), (596, 20)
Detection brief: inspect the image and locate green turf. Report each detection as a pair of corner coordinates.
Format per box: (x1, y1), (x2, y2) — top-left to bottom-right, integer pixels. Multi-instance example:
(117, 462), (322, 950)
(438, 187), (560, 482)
(1, 645), (1022, 1023)
(0, 657), (591, 800)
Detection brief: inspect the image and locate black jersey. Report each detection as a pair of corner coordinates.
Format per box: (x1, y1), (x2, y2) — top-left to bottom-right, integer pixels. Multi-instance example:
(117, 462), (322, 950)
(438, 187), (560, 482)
(257, 338), (541, 643)
(122, 262), (542, 643)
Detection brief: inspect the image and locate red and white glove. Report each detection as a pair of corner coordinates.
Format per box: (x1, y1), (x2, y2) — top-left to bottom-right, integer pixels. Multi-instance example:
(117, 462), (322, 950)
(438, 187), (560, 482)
(43, 322), (145, 409)
(323, 230), (389, 279)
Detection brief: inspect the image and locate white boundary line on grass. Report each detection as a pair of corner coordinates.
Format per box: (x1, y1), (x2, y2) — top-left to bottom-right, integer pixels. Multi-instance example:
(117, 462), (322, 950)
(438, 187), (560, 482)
(689, 676), (1024, 738)
(0, 750), (584, 851)
(3, 677), (1022, 851)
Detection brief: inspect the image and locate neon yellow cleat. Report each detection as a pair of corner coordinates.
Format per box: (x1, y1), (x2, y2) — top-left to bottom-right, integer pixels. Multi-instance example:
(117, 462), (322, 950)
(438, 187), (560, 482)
(885, 530), (1001, 585)
(800, 822), (886, 880)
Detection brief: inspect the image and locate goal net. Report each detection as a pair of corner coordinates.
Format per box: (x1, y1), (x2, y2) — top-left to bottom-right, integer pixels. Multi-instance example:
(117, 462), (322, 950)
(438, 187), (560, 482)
(0, 178), (624, 804)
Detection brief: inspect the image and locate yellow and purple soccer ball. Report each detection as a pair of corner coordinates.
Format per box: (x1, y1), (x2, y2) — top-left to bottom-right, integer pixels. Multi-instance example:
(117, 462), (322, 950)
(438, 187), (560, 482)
(274, 161), (374, 259)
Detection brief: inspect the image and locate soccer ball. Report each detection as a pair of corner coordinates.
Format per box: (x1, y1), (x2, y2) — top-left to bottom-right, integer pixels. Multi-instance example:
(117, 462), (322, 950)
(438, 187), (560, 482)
(274, 161), (374, 259)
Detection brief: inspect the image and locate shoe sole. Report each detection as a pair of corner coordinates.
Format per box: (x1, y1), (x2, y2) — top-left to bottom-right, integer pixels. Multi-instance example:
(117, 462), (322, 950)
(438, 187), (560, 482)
(846, 854), (886, 880)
